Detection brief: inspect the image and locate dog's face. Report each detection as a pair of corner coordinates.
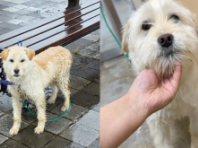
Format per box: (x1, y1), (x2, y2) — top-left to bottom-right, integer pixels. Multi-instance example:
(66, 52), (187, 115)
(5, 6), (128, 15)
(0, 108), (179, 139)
(122, 0), (198, 78)
(1, 46), (35, 81)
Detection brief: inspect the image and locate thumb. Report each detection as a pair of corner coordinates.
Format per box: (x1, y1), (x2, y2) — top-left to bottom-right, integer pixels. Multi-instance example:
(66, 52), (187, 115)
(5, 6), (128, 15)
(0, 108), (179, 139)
(170, 64), (182, 89)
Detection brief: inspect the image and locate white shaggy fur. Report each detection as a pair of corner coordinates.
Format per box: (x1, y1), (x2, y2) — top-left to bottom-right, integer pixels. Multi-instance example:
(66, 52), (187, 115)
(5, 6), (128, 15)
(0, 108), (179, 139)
(1, 46), (72, 135)
(122, 0), (198, 147)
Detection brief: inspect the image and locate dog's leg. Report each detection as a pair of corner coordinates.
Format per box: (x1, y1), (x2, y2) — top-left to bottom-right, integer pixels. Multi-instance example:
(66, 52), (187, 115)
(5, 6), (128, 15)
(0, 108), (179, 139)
(34, 93), (46, 134)
(57, 62), (71, 112)
(148, 117), (174, 148)
(9, 98), (22, 136)
(189, 111), (198, 148)
(60, 86), (70, 112)
(47, 85), (58, 104)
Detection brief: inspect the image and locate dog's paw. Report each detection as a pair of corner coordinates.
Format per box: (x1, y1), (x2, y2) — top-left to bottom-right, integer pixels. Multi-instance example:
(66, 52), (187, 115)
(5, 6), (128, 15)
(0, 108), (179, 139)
(61, 105), (69, 112)
(34, 126), (44, 134)
(9, 127), (19, 136)
(47, 99), (55, 104)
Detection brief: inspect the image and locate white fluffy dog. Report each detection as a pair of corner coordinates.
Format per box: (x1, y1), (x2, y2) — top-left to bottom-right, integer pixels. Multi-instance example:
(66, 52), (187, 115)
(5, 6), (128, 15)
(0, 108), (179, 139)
(1, 46), (72, 135)
(122, 0), (198, 147)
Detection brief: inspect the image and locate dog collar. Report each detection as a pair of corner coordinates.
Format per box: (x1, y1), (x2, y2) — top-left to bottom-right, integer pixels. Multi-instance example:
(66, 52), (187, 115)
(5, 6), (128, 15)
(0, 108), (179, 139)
(0, 80), (15, 85)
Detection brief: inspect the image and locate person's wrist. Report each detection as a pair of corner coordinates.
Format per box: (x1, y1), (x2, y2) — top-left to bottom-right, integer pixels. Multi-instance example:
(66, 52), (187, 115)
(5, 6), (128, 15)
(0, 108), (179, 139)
(124, 91), (150, 118)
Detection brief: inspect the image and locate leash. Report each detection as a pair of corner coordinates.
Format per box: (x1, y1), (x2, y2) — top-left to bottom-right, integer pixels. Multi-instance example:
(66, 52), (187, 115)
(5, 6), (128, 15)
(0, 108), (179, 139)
(100, 3), (131, 62)
(0, 80), (14, 85)
(22, 100), (71, 122)
(0, 41), (72, 122)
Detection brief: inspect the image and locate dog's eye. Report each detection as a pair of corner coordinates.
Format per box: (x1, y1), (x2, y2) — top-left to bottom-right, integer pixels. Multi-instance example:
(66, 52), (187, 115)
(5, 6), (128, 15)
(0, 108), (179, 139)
(170, 15), (179, 21)
(142, 23), (152, 31)
(21, 59), (25, 63)
(10, 59), (14, 63)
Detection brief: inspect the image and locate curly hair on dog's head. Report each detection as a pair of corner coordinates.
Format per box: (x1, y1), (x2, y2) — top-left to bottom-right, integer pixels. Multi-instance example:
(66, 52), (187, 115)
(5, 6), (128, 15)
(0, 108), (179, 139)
(122, 0), (198, 78)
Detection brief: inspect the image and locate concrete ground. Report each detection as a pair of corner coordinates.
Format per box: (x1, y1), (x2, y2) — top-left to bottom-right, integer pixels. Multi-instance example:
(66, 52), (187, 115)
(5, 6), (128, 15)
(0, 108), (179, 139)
(0, 0), (90, 35)
(0, 0), (100, 147)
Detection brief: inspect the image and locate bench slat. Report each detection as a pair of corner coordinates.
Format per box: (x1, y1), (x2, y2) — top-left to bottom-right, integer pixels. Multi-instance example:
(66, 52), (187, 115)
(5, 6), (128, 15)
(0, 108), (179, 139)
(30, 16), (100, 53)
(16, 9), (99, 48)
(0, 0), (100, 44)
(0, 3), (99, 48)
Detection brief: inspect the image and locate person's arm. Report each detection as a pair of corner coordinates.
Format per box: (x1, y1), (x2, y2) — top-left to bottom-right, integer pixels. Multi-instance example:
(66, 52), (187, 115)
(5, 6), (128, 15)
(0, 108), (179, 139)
(101, 92), (148, 148)
(100, 65), (182, 148)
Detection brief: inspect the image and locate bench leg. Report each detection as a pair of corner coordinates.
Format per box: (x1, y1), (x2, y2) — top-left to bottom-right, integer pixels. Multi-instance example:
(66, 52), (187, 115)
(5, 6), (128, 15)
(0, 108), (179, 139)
(66, 0), (80, 9)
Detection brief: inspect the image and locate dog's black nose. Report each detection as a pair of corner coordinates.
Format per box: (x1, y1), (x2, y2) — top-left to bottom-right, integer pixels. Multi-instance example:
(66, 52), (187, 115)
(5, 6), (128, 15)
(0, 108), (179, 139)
(158, 34), (173, 48)
(14, 69), (19, 74)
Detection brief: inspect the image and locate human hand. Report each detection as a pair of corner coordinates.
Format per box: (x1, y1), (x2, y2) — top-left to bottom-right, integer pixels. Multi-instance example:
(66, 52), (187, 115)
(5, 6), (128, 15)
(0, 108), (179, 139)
(127, 65), (182, 115)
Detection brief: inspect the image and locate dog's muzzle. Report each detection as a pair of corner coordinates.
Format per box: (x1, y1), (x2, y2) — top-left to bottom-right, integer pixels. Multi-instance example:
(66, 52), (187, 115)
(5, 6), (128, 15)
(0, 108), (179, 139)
(158, 33), (174, 57)
(14, 69), (20, 77)
(158, 33), (173, 48)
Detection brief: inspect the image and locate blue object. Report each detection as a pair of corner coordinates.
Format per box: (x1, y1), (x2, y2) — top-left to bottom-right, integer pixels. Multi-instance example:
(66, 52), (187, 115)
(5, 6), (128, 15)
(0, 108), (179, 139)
(17, 41), (22, 46)
(0, 80), (14, 85)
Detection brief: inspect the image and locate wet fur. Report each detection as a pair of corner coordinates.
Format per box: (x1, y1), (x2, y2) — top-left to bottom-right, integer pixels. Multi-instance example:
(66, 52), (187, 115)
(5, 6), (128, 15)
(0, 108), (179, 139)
(1, 46), (72, 135)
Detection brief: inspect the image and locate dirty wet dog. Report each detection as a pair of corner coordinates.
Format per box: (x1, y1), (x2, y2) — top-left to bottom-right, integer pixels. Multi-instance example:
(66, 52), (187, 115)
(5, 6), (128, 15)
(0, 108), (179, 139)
(1, 46), (72, 135)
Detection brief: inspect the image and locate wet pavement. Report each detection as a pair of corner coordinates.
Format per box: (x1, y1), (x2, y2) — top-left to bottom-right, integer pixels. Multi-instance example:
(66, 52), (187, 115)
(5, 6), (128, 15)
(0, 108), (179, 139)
(0, 0), (99, 147)
(0, 0), (91, 35)
(0, 28), (100, 147)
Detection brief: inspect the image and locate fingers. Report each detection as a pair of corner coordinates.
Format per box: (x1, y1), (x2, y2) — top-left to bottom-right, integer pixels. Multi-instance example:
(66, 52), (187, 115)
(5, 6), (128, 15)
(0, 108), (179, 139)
(171, 64), (182, 89)
(173, 64), (182, 81)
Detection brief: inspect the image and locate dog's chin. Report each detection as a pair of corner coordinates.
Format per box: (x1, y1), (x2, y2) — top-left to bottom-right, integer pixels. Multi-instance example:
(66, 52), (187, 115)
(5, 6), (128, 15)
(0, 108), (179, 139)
(158, 65), (175, 79)
(11, 74), (23, 81)
(14, 75), (20, 78)
(149, 52), (179, 79)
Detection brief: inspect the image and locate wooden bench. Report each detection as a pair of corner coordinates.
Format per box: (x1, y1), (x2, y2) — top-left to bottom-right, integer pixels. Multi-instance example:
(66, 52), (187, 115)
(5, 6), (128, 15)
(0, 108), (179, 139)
(0, 0), (100, 95)
(0, 0), (100, 54)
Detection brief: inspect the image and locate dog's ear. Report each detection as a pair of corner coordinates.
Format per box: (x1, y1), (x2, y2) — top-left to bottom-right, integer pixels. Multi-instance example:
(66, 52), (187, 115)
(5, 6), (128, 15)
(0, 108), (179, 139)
(122, 21), (130, 53)
(25, 49), (35, 60)
(0, 49), (9, 60)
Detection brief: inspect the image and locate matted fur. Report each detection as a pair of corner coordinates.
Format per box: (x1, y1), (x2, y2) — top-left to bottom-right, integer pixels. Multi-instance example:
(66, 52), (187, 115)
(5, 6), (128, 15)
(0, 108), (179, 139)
(1, 46), (72, 135)
(122, 0), (198, 147)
